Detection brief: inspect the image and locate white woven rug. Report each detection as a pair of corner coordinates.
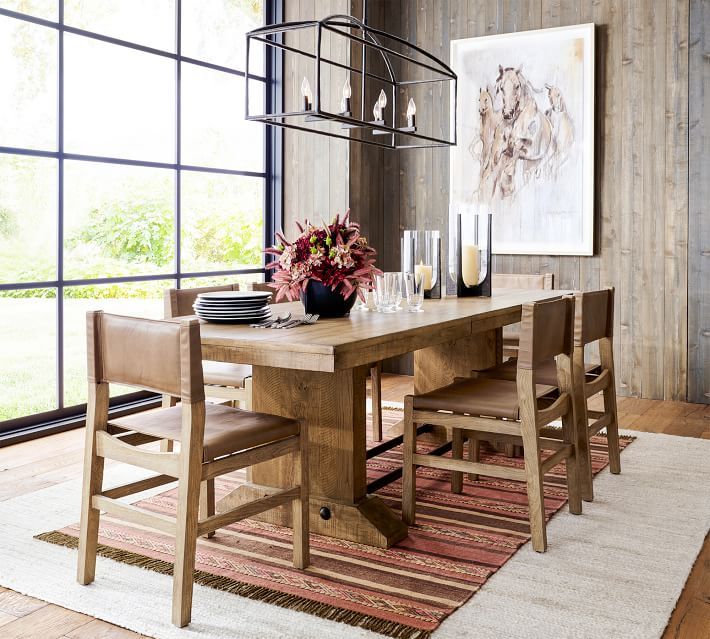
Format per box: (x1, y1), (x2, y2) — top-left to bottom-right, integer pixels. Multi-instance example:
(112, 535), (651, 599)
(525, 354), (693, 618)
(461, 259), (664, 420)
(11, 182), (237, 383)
(0, 430), (708, 639)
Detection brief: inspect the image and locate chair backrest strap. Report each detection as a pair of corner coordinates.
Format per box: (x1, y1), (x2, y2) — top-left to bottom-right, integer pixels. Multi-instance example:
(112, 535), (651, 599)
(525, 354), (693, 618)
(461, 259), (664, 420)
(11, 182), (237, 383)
(574, 287), (614, 346)
(517, 296), (574, 369)
(164, 283), (239, 319)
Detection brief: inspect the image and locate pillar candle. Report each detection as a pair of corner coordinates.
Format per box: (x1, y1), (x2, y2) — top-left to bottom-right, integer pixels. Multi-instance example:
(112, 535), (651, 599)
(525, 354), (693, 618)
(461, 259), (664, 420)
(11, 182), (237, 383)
(461, 244), (480, 287)
(414, 262), (433, 291)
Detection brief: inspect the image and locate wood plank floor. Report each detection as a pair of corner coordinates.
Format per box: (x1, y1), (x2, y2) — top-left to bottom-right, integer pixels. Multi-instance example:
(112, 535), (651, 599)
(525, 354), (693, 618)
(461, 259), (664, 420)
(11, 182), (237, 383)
(0, 374), (707, 638)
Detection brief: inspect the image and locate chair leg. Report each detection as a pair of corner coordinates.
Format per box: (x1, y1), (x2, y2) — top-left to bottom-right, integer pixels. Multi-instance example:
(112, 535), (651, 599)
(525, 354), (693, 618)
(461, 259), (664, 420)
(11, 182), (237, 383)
(371, 362), (383, 442)
(243, 376), (253, 411)
(604, 385), (621, 475)
(401, 396), (417, 526)
(561, 411), (583, 516)
(199, 479), (215, 539)
(520, 419), (547, 553)
(292, 422), (310, 569)
(78, 384), (108, 585)
(451, 428), (464, 494)
(467, 438), (480, 482)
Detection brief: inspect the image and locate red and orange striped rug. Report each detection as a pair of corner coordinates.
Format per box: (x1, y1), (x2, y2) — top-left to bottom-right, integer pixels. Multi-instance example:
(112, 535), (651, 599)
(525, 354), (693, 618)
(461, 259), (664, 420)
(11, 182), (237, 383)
(38, 410), (632, 639)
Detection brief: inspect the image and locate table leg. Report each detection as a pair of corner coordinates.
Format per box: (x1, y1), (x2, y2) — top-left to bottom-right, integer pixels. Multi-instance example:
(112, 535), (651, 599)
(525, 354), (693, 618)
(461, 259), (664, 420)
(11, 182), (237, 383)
(216, 365), (408, 549)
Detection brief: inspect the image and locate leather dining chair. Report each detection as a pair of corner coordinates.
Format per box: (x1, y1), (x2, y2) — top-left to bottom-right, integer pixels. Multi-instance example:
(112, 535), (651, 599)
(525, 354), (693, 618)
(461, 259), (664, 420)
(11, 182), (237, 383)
(402, 296), (582, 553)
(164, 284), (253, 409)
(472, 288), (620, 502)
(77, 312), (309, 627)
(493, 272), (554, 359)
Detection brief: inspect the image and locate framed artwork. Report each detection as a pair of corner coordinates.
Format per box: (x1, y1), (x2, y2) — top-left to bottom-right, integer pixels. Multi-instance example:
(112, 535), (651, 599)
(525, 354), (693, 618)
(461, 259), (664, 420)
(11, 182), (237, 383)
(450, 24), (595, 256)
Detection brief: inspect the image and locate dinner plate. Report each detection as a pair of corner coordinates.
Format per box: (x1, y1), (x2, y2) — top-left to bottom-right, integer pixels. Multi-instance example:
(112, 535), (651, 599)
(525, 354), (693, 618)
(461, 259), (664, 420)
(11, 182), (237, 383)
(197, 291), (272, 301)
(196, 310), (271, 322)
(194, 300), (269, 310)
(194, 307), (271, 317)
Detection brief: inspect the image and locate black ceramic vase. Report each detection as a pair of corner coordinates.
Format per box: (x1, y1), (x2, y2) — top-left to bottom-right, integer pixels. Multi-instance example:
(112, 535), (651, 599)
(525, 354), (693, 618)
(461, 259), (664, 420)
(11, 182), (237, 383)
(300, 280), (356, 318)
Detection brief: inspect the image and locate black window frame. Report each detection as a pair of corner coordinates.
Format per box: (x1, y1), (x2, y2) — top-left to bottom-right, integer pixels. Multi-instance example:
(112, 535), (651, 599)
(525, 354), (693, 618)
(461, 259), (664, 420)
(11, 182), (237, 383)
(0, 0), (283, 444)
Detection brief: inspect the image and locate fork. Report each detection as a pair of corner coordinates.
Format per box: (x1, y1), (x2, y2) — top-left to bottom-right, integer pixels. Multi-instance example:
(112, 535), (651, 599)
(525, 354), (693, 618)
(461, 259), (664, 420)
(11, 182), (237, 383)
(280, 314), (319, 329)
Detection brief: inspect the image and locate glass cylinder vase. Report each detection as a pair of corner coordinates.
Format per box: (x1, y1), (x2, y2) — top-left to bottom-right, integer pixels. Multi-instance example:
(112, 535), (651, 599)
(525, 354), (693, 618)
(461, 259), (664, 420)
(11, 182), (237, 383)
(401, 230), (441, 299)
(456, 210), (492, 297)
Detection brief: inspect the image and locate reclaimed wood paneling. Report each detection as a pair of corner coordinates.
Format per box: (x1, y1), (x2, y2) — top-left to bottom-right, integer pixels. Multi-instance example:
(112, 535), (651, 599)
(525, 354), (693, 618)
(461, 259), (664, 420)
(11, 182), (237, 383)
(357, 0), (691, 400)
(689, 0), (709, 403)
(284, 0), (695, 401)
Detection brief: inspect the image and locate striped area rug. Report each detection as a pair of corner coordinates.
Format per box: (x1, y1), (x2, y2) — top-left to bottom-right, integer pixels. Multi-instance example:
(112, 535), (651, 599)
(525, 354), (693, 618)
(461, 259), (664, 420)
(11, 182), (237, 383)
(38, 410), (632, 639)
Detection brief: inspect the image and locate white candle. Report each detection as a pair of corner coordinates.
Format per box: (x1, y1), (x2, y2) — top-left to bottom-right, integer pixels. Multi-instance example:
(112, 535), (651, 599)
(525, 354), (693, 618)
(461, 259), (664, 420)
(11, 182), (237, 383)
(461, 244), (480, 287)
(414, 262), (433, 291)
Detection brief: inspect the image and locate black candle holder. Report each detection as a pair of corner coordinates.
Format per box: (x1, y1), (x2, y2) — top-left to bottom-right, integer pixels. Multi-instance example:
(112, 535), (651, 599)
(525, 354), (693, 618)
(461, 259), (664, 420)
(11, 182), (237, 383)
(402, 230), (441, 299)
(456, 212), (492, 297)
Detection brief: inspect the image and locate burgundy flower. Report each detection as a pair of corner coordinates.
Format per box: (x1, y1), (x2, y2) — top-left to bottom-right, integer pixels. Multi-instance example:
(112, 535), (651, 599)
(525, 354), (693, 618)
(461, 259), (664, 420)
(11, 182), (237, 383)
(264, 209), (381, 302)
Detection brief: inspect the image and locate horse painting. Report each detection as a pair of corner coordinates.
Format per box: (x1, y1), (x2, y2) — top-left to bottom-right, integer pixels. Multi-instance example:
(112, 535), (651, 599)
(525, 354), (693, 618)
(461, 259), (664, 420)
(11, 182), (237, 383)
(474, 64), (574, 202)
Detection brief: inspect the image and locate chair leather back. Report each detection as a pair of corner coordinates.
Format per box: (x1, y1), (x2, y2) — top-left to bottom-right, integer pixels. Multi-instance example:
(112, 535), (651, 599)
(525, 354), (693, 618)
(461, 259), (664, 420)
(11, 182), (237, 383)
(86, 311), (205, 402)
(493, 272), (554, 290)
(574, 288), (614, 346)
(517, 296), (574, 369)
(164, 284), (239, 319)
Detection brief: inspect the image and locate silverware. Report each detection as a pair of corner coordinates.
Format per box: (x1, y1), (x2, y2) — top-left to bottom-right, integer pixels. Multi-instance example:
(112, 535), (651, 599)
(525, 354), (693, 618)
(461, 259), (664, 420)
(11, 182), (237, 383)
(280, 314), (319, 329)
(251, 312), (291, 328)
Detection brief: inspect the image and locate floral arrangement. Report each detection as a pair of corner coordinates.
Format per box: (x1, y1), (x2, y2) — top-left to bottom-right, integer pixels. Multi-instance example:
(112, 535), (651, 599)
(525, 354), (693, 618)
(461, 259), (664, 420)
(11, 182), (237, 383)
(265, 210), (381, 302)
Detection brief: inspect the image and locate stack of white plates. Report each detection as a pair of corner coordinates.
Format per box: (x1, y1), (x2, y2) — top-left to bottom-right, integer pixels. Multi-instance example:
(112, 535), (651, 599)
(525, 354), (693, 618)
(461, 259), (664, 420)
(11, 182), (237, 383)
(193, 290), (273, 324)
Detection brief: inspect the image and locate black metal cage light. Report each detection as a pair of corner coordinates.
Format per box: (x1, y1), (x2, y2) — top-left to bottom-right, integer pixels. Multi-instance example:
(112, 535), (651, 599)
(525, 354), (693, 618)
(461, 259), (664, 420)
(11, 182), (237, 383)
(245, 14), (457, 150)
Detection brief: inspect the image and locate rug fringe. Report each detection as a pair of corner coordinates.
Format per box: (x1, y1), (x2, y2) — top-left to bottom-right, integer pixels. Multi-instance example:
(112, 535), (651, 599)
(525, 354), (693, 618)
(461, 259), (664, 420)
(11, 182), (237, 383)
(34, 531), (432, 639)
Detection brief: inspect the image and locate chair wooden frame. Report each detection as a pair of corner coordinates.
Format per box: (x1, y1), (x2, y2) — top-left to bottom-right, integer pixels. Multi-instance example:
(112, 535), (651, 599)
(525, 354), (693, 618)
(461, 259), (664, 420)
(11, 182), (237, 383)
(164, 284), (252, 410)
(77, 312), (309, 627)
(402, 297), (582, 553)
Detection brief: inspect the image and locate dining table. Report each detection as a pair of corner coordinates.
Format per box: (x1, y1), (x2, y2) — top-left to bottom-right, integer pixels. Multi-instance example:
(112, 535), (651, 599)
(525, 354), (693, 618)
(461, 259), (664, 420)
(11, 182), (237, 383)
(199, 288), (562, 549)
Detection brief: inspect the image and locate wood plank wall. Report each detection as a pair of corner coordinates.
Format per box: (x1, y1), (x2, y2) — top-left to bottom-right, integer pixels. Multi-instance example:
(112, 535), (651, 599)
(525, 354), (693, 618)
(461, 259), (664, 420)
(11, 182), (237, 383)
(282, 1), (700, 402)
(689, 0), (709, 404)
(372, 0), (690, 400)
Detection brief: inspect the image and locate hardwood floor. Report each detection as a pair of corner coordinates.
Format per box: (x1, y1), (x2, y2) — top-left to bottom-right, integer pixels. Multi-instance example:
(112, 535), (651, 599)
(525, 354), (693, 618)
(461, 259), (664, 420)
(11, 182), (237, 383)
(0, 374), (707, 638)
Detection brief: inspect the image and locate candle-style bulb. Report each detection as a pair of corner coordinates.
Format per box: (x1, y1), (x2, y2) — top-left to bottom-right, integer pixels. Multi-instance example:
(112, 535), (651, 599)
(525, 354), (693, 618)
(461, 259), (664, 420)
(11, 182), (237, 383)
(406, 97), (416, 128)
(301, 76), (313, 110)
(406, 98), (416, 118)
(341, 77), (352, 113)
(378, 89), (387, 110)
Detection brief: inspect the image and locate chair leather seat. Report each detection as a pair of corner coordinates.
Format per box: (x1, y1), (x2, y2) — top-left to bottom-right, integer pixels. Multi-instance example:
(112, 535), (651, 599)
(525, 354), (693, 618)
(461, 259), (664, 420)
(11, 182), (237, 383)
(474, 358), (601, 386)
(412, 377), (555, 420)
(110, 403), (299, 461)
(202, 360), (252, 388)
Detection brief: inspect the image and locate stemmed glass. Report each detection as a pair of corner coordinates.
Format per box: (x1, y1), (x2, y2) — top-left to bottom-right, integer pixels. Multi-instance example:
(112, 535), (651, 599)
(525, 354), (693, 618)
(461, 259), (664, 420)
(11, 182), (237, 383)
(405, 272), (424, 312)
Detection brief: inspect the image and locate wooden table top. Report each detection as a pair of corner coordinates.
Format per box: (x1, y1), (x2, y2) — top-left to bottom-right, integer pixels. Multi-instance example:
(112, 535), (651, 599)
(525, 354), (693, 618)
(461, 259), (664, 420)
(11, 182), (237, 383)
(199, 288), (563, 372)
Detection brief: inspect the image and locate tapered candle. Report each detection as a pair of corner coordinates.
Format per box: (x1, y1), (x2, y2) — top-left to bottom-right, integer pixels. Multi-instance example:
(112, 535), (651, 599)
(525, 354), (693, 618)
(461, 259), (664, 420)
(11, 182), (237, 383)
(414, 261), (433, 291)
(461, 244), (480, 287)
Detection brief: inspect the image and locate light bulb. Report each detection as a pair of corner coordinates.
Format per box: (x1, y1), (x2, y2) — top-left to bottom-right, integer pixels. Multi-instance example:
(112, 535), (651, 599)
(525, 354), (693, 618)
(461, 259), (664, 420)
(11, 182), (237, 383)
(341, 77), (352, 113)
(406, 98), (416, 117)
(301, 76), (312, 110)
(406, 97), (416, 128)
(378, 89), (387, 109)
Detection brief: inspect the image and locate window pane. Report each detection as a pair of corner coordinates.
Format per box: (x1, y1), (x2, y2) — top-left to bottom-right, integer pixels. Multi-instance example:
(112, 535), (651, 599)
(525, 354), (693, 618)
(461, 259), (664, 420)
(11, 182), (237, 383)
(0, 155), (57, 284)
(63, 282), (171, 407)
(0, 0), (56, 20)
(180, 274), (260, 290)
(181, 172), (263, 273)
(63, 161), (175, 279)
(181, 63), (264, 172)
(64, 0), (175, 52)
(0, 289), (57, 421)
(64, 34), (175, 162)
(0, 16), (57, 150)
(182, 0), (262, 72)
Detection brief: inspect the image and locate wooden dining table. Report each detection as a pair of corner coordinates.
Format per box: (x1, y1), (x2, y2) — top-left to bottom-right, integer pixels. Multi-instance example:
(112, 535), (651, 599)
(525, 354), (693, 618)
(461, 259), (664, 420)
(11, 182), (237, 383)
(199, 288), (562, 548)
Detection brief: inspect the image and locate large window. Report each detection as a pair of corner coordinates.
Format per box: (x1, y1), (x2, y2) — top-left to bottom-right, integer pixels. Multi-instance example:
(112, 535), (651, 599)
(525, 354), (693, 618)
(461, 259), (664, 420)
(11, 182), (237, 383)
(0, 1), (280, 431)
